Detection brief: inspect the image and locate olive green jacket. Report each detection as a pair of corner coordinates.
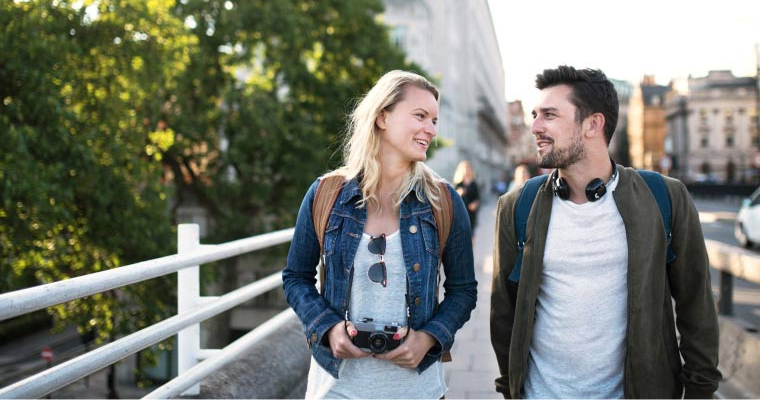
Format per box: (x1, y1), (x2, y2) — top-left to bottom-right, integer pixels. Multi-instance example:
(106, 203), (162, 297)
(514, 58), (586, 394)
(490, 166), (722, 399)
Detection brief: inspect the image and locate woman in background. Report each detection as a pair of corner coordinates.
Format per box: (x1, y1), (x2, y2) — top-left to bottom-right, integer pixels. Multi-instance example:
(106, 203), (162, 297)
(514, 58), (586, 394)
(453, 160), (480, 242)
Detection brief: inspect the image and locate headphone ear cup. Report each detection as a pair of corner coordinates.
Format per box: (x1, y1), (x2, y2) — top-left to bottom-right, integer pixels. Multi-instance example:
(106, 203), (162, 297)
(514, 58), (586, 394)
(585, 178), (607, 202)
(553, 176), (569, 200)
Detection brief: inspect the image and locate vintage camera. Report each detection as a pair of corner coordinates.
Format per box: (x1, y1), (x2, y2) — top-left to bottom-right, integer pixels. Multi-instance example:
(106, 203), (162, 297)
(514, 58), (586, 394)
(351, 318), (402, 354)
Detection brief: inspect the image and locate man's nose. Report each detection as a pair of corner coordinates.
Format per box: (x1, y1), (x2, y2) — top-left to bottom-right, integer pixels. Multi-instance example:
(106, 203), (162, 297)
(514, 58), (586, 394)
(530, 118), (544, 135)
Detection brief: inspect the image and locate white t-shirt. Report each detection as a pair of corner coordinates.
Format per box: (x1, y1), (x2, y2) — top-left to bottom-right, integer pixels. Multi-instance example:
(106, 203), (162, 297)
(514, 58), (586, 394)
(524, 174), (628, 399)
(306, 231), (446, 399)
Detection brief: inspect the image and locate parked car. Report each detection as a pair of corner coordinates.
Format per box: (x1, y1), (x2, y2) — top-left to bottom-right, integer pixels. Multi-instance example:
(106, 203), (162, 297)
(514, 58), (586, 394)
(735, 186), (760, 248)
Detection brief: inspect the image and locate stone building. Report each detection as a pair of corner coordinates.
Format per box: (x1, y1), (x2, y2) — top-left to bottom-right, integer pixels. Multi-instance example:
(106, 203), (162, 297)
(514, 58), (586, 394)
(665, 70), (759, 183)
(381, 0), (508, 188)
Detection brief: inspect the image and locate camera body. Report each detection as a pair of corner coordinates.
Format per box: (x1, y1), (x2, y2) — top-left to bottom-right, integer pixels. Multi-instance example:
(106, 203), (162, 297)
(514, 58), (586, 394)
(351, 318), (402, 354)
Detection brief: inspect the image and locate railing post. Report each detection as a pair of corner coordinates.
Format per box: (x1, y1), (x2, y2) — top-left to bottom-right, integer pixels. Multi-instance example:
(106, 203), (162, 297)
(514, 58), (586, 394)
(718, 270), (734, 316)
(178, 224), (201, 395)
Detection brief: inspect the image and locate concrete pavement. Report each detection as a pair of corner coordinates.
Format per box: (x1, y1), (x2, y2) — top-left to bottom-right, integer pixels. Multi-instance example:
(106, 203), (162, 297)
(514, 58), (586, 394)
(445, 195), (502, 399)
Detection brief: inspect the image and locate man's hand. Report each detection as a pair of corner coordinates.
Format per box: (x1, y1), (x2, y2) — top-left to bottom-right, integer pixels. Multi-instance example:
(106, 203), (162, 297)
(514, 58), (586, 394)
(374, 328), (437, 369)
(327, 321), (371, 359)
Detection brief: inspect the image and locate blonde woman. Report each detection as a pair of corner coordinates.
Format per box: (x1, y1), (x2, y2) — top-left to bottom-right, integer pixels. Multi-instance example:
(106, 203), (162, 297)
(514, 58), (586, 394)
(282, 70), (477, 398)
(452, 160), (480, 239)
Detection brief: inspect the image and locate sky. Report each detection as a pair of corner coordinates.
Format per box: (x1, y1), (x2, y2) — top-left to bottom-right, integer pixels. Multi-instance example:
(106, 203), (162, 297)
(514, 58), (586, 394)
(487, 0), (760, 111)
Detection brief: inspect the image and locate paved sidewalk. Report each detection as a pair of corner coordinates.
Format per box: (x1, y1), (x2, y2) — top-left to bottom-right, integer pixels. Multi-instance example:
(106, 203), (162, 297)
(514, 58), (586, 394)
(445, 195), (502, 399)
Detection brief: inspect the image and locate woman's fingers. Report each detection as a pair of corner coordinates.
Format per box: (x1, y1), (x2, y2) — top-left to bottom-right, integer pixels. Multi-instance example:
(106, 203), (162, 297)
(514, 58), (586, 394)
(345, 321), (358, 337)
(394, 326), (409, 340)
(374, 328), (436, 369)
(327, 321), (370, 359)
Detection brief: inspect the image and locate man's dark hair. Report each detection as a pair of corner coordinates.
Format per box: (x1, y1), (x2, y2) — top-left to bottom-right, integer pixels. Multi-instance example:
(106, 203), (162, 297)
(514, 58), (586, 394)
(535, 65), (619, 145)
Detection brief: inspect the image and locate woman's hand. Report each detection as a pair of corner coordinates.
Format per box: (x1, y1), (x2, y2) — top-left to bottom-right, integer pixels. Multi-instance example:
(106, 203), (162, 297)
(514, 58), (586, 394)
(374, 328), (437, 369)
(327, 321), (371, 359)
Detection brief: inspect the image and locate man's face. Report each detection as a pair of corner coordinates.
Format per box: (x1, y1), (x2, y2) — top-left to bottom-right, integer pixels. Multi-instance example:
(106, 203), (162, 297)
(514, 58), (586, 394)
(530, 84), (586, 169)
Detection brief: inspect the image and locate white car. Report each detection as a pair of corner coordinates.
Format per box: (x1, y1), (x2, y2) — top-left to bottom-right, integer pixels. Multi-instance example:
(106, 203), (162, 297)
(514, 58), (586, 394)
(735, 187), (760, 248)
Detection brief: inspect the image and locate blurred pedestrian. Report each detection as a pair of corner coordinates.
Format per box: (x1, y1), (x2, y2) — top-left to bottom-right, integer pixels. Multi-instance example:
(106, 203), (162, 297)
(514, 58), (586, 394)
(507, 163), (532, 192)
(453, 160), (480, 241)
(282, 70), (477, 399)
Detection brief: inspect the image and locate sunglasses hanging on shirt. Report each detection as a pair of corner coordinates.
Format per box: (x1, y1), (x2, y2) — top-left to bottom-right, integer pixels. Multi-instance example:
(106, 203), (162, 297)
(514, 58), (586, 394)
(367, 234), (387, 287)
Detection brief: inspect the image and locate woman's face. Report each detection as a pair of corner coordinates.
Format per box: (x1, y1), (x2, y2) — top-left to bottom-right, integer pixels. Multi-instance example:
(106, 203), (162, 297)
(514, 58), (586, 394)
(376, 85), (438, 165)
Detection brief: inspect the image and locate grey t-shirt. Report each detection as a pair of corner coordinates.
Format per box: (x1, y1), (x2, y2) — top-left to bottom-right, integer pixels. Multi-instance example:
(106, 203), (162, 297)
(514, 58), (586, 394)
(305, 231), (446, 399)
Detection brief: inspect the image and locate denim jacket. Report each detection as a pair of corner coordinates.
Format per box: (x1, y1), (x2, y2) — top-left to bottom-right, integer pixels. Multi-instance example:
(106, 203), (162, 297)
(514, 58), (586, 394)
(282, 176), (477, 378)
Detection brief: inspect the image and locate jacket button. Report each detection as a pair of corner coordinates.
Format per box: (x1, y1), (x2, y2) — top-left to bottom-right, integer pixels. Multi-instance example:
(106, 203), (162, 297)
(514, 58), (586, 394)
(413, 263), (421, 272)
(310, 333), (318, 343)
(409, 225), (418, 234)
(414, 297), (421, 306)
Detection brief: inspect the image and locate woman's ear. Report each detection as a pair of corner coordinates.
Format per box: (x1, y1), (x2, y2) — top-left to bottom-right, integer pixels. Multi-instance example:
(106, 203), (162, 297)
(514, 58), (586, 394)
(375, 111), (387, 130)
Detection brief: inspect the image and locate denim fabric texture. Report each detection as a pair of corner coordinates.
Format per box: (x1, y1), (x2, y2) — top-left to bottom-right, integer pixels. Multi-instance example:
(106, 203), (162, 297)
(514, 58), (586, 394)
(282, 176), (478, 378)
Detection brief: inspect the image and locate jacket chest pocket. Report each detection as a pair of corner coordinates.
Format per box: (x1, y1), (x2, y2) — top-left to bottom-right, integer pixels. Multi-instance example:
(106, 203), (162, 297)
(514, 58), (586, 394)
(322, 217), (343, 290)
(419, 213), (439, 258)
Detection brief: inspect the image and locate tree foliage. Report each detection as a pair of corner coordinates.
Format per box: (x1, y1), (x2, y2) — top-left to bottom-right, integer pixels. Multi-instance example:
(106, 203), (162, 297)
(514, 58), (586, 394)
(168, 0), (424, 240)
(0, 0), (196, 339)
(1, 0), (425, 350)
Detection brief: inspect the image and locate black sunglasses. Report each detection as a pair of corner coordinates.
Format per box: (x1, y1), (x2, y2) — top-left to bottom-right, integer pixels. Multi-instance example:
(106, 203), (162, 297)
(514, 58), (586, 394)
(367, 234), (387, 287)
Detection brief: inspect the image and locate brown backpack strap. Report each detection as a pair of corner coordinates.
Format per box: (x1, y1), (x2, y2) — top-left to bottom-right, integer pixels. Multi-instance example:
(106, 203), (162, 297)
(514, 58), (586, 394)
(312, 175), (345, 293)
(432, 181), (454, 363)
(432, 181), (454, 260)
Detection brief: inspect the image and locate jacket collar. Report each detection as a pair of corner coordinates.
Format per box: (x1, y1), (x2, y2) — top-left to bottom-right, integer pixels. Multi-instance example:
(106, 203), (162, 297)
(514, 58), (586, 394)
(337, 176), (424, 206)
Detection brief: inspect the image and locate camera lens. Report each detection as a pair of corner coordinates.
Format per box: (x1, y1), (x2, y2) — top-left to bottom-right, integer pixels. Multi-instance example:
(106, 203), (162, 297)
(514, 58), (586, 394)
(368, 333), (388, 353)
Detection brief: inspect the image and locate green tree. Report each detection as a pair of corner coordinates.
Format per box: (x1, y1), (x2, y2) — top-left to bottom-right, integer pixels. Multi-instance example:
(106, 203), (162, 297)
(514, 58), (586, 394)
(167, 0), (428, 241)
(1, 0), (430, 360)
(0, 0), (196, 341)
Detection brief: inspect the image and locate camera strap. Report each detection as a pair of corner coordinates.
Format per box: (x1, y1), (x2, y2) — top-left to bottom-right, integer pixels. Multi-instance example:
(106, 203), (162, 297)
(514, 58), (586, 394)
(342, 264), (411, 324)
(343, 266), (355, 321)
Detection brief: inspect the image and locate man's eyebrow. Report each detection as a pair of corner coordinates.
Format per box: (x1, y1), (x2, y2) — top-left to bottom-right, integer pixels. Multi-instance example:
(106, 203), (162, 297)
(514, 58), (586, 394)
(538, 107), (559, 114)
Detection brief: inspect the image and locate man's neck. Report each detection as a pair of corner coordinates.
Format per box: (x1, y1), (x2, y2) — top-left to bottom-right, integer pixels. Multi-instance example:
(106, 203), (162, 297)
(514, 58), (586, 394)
(558, 155), (614, 204)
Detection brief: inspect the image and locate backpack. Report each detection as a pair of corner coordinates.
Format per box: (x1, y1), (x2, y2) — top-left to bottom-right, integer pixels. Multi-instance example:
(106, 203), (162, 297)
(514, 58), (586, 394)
(311, 175), (455, 362)
(508, 170), (675, 283)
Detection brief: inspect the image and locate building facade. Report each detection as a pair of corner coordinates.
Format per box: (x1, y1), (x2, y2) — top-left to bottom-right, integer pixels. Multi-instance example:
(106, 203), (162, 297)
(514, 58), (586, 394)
(505, 100), (532, 167)
(381, 0), (508, 188)
(665, 70), (759, 183)
(628, 75), (668, 171)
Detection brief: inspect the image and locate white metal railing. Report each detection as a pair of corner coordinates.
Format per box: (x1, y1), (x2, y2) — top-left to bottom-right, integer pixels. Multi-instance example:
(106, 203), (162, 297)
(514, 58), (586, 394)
(0, 224), (295, 399)
(705, 238), (760, 316)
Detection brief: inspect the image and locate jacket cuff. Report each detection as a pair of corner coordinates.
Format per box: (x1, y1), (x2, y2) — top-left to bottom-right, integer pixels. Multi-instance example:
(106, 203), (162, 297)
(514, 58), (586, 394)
(308, 312), (344, 348)
(419, 320), (453, 351)
(495, 376), (512, 399)
(684, 386), (715, 399)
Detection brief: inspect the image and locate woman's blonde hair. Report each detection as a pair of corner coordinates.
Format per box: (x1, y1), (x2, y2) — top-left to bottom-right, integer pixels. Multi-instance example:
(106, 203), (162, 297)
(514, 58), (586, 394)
(328, 70), (445, 209)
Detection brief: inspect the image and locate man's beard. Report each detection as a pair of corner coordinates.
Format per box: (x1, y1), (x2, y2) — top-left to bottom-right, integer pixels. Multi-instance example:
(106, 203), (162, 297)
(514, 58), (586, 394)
(536, 128), (585, 169)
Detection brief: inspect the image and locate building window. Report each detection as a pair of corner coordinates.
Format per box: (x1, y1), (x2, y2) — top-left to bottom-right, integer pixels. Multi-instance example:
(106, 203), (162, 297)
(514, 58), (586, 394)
(701, 135), (709, 148)
(725, 125), (735, 147)
(724, 108), (734, 125)
(390, 25), (407, 49)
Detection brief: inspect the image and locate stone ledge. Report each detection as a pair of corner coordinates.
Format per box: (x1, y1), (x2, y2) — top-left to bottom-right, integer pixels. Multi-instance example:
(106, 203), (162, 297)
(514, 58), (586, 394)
(717, 316), (760, 399)
(195, 315), (310, 399)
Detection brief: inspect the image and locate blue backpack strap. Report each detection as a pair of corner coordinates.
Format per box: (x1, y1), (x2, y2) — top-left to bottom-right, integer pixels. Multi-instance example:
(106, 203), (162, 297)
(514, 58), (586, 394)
(637, 170), (676, 264)
(509, 174), (549, 283)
